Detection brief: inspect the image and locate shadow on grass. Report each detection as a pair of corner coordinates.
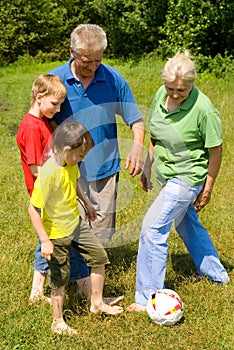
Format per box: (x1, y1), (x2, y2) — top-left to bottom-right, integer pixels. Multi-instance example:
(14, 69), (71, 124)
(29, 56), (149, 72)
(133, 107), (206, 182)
(165, 253), (233, 290)
(106, 240), (139, 270)
(170, 253), (233, 275)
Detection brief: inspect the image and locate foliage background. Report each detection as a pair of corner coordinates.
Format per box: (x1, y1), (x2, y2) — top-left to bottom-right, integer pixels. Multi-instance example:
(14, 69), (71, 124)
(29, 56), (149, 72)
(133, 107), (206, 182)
(0, 0), (233, 65)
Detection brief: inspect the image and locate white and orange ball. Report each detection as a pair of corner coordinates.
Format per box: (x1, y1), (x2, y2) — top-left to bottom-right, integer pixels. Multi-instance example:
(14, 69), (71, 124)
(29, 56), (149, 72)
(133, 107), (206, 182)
(146, 289), (184, 326)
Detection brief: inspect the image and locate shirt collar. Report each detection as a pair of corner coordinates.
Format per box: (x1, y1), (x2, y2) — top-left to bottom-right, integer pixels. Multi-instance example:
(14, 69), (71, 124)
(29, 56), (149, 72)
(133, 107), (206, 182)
(66, 58), (106, 83)
(161, 86), (198, 114)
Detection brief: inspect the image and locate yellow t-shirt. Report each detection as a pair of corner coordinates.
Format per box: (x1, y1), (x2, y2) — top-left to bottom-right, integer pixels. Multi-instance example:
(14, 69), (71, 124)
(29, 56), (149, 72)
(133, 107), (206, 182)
(31, 157), (80, 239)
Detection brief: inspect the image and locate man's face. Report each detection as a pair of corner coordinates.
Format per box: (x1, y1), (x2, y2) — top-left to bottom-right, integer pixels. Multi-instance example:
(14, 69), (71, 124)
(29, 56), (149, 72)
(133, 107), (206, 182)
(71, 48), (103, 79)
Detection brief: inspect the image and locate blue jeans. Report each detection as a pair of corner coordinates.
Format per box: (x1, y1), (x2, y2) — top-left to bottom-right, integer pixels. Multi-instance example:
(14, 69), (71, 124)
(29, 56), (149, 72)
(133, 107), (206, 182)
(135, 178), (229, 306)
(34, 238), (89, 280)
(33, 237), (49, 274)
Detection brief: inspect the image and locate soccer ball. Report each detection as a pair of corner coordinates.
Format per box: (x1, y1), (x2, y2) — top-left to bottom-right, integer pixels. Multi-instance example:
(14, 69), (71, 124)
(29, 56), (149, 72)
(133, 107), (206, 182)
(146, 289), (184, 326)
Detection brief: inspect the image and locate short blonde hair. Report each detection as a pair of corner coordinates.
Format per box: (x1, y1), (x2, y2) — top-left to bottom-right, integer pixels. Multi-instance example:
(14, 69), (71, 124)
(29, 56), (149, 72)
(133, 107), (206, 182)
(70, 24), (107, 55)
(30, 74), (67, 106)
(162, 50), (197, 84)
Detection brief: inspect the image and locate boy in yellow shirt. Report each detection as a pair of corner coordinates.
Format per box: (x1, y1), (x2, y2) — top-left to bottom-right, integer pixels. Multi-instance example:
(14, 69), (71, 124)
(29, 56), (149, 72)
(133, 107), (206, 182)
(28, 120), (123, 336)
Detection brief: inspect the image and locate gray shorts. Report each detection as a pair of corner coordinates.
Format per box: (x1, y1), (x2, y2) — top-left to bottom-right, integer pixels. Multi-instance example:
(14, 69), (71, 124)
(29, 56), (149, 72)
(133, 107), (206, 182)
(48, 219), (109, 289)
(78, 173), (119, 242)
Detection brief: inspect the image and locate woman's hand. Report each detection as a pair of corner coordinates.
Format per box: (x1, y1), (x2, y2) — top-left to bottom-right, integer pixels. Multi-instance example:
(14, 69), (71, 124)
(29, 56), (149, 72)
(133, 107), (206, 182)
(193, 189), (212, 212)
(140, 171), (153, 192)
(140, 141), (154, 192)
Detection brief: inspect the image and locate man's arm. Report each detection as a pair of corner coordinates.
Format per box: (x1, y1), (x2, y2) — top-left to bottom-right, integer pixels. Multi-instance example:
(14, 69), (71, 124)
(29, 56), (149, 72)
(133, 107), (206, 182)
(125, 119), (144, 177)
(76, 181), (97, 222)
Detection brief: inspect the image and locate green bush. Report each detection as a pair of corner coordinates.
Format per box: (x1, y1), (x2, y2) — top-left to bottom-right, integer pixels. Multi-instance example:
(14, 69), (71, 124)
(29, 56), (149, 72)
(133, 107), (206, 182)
(0, 0), (68, 63)
(195, 53), (234, 78)
(159, 0), (234, 59)
(0, 0), (233, 64)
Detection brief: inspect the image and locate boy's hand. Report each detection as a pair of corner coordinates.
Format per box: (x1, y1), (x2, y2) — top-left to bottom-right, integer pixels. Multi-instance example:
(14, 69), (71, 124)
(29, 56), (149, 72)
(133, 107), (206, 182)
(85, 204), (97, 222)
(41, 240), (54, 261)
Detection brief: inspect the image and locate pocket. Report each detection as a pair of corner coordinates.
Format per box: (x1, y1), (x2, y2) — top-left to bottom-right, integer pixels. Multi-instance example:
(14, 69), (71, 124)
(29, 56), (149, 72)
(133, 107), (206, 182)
(55, 254), (67, 266)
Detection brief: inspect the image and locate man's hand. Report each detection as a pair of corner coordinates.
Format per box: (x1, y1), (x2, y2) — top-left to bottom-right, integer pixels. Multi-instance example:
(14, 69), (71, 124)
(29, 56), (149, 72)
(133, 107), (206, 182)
(125, 120), (144, 177)
(125, 142), (144, 177)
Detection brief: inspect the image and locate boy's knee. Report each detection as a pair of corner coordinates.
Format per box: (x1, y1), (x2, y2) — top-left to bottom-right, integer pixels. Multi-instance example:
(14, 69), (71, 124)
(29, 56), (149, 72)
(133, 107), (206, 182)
(88, 248), (110, 267)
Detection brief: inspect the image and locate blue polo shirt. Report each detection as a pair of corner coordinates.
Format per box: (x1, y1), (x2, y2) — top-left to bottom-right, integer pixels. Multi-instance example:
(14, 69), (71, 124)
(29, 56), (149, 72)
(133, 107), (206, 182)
(50, 59), (142, 181)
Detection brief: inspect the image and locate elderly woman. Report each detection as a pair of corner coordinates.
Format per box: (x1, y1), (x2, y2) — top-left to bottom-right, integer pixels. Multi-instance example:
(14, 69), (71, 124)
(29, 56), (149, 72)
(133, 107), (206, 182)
(128, 51), (229, 311)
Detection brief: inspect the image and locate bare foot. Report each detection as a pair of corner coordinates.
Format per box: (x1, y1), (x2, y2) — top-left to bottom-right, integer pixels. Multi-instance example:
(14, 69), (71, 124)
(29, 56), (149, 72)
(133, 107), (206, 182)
(29, 294), (51, 304)
(103, 295), (124, 306)
(90, 303), (124, 315)
(51, 321), (78, 336)
(126, 303), (146, 312)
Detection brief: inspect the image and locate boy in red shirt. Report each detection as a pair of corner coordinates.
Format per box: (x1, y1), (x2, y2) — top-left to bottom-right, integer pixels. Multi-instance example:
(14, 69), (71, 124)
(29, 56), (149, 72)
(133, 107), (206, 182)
(16, 74), (67, 302)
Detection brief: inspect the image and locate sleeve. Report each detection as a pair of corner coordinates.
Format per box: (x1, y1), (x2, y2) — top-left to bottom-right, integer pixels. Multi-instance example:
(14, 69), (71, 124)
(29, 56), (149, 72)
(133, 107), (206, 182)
(24, 128), (44, 165)
(114, 71), (142, 125)
(199, 110), (223, 148)
(30, 165), (54, 209)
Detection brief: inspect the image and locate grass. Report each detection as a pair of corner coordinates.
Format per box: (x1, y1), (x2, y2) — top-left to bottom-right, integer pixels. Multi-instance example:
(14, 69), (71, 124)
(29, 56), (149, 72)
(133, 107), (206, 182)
(0, 58), (234, 350)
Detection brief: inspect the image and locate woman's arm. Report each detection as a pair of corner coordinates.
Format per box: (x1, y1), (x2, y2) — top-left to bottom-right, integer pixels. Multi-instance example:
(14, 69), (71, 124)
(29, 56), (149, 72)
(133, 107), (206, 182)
(193, 144), (222, 212)
(140, 140), (154, 192)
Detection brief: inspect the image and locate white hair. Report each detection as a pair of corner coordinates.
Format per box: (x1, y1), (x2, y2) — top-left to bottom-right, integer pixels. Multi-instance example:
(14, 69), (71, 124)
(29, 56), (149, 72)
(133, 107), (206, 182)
(162, 50), (197, 84)
(70, 24), (107, 54)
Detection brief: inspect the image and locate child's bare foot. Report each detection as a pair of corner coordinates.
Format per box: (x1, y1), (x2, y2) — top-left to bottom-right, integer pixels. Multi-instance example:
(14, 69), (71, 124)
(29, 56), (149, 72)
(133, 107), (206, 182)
(29, 293), (51, 304)
(51, 321), (78, 336)
(90, 303), (124, 315)
(126, 303), (146, 312)
(103, 295), (124, 306)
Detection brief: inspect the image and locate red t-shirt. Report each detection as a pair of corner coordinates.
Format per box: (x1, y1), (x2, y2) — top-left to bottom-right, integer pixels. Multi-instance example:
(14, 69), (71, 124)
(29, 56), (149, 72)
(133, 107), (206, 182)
(16, 113), (53, 196)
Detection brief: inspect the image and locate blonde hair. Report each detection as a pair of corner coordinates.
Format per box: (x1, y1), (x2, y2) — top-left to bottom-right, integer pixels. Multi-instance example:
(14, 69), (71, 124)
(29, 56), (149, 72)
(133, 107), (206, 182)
(162, 50), (197, 84)
(30, 74), (67, 106)
(70, 24), (107, 55)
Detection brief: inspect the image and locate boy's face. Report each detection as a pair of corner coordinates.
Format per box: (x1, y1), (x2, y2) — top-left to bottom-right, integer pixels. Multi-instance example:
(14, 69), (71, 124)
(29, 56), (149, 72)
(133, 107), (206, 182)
(64, 146), (88, 166)
(37, 94), (65, 119)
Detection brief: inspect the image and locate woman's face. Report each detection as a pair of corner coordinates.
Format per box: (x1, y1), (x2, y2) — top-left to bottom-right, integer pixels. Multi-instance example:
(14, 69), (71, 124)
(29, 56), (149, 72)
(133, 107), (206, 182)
(165, 79), (193, 105)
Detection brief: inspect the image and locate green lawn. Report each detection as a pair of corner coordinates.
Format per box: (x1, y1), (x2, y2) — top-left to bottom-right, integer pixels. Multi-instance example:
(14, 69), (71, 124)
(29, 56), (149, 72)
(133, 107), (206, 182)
(0, 58), (233, 350)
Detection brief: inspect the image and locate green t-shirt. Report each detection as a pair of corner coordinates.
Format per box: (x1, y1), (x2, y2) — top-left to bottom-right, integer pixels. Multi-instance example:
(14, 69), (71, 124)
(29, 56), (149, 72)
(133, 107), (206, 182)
(149, 86), (222, 186)
(31, 157), (80, 239)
